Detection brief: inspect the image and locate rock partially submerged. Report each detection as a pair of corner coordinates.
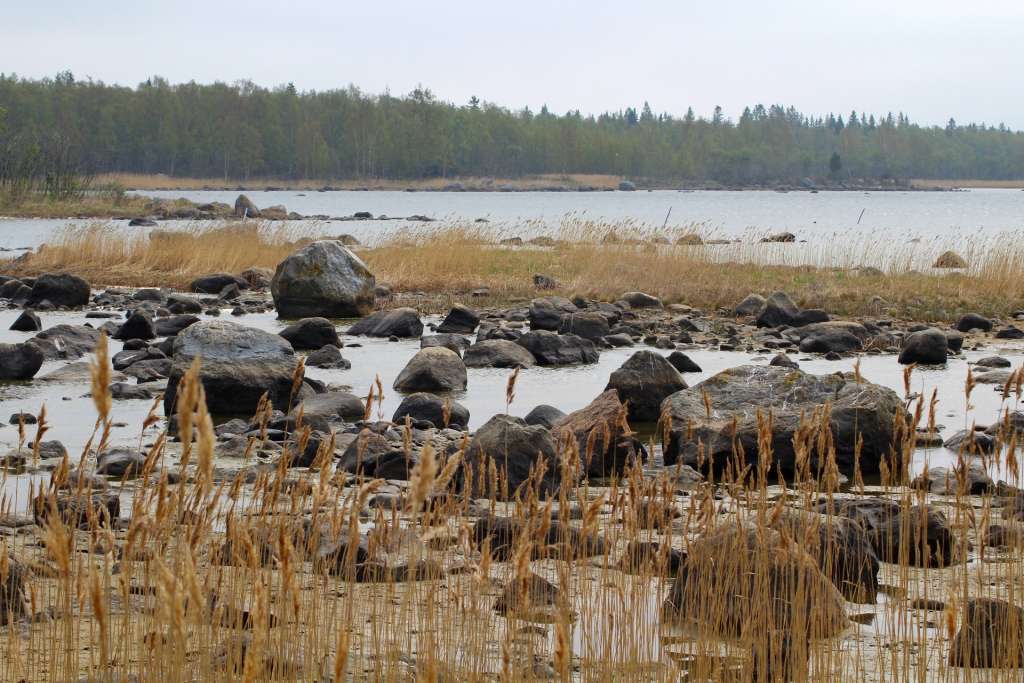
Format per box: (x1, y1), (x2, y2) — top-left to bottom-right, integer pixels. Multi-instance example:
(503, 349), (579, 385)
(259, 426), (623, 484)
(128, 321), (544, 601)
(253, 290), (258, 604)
(164, 320), (300, 416)
(661, 365), (905, 477)
(553, 390), (646, 477)
(465, 415), (566, 499)
(347, 308), (423, 338)
(605, 350), (686, 421)
(392, 347), (467, 393)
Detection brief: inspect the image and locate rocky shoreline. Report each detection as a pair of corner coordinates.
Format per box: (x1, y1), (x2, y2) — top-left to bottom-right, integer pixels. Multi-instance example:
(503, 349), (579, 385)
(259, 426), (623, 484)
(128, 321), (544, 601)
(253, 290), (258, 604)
(0, 237), (1022, 679)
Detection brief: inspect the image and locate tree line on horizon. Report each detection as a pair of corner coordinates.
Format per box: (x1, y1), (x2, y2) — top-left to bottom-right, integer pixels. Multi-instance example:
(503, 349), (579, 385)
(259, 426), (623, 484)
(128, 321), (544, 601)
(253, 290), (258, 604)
(1, 72), (1023, 184)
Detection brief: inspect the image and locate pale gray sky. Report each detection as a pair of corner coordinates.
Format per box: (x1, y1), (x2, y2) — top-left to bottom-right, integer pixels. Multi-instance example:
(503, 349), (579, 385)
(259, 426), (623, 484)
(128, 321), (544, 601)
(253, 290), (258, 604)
(3, 0), (1023, 128)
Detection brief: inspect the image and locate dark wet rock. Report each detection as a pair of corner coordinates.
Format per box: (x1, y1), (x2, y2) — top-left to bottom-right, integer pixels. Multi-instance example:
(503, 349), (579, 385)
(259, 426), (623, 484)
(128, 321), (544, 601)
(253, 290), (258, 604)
(336, 430), (404, 476)
(0, 342), (44, 379)
(492, 573), (563, 620)
(420, 333), (470, 355)
(943, 428), (997, 454)
(291, 391), (365, 423)
(32, 491), (120, 529)
(279, 317), (340, 350)
(96, 448), (147, 478)
(218, 283), (241, 301)
(0, 279), (26, 300)
(0, 557), (28, 623)
(8, 411), (35, 425)
(995, 326), (1024, 340)
(347, 307), (423, 338)
(27, 272), (90, 308)
(515, 330), (598, 366)
(464, 339), (536, 369)
(528, 296), (577, 331)
(984, 525), (1024, 549)
(666, 350), (701, 373)
(755, 291), (828, 328)
(124, 358), (172, 383)
(110, 382), (162, 400)
(826, 499), (958, 568)
(619, 540), (686, 577)
(132, 288), (164, 302)
(949, 598), (1024, 668)
(621, 291), (662, 309)
(471, 515), (605, 562)
(393, 347), (467, 393)
(190, 273), (248, 294)
(911, 463), (993, 495)
(304, 344), (350, 369)
(606, 350), (686, 421)
(114, 311), (156, 341)
(604, 333), (634, 347)
(271, 240), (375, 319)
(436, 303), (480, 334)
(523, 404), (566, 429)
(734, 293), (767, 317)
(31, 324), (101, 360)
(898, 327), (948, 365)
(557, 311), (610, 341)
(955, 313), (993, 332)
(976, 356), (1011, 368)
(164, 320), (300, 416)
(233, 194), (260, 218)
(466, 415), (566, 499)
(553, 390), (647, 477)
(934, 251), (967, 268)
(392, 392), (469, 430)
(793, 322), (866, 354)
(773, 510), (880, 604)
(662, 524), (848, 643)
(769, 352), (799, 368)
(9, 310), (41, 332)
(661, 365), (905, 477)
(154, 314), (200, 337)
(165, 294), (202, 314)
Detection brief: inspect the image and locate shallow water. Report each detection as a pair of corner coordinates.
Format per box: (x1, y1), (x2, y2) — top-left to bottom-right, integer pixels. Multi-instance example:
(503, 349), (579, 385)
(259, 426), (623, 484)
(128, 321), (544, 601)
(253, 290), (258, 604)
(0, 305), (1021, 511)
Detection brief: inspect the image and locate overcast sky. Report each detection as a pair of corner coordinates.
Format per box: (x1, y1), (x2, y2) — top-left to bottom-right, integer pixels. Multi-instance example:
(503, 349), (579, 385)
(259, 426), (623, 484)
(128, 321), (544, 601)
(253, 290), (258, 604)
(3, 0), (1023, 128)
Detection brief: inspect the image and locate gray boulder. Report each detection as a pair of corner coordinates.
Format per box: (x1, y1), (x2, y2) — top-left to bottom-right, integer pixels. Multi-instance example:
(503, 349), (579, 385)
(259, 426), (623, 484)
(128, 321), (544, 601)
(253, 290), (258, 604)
(516, 331), (598, 366)
(271, 240), (375, 319)
(523, 405), (566, 429)
(464, 339), (536, 369)
(347, 307), (422, 338)
(393, 347), (467, 393)
(164, 320), (300, 416)
(661, 365), (905, 476)
(291, 391), (365, 423)
(27, 273), (90, 308)
(734, 293), (766, 317)
(621, 292), (662, 309)
(420, 334), (471, 355)
(558, 312), (610, 341)
(115, 312), (156, 341)
(606, 350), (687, 421)
(435, 304), (480, 334)
(233, 194), (260, 218)
(9, 310), (41, 332)
(190, 273), (248, 294)
(466, 415), (567, 499)
(31, 324), (101, 360)
(304, 344), (350, 369)
(279, 317), (340, 350)
(528, 297), (577, 331)
(0, 343), (44, 380)
(898, 328), (948, 365)
(392, 392), (470, 429)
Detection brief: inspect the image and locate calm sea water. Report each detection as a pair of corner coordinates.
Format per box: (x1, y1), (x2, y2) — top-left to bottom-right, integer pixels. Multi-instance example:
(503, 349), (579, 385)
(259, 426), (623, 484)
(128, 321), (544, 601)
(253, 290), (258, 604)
(1, 189), (1022, 258)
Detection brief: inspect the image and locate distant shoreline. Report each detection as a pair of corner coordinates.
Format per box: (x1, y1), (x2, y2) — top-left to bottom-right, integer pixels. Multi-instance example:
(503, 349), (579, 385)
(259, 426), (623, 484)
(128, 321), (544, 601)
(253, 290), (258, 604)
(100, 172), (961, 194)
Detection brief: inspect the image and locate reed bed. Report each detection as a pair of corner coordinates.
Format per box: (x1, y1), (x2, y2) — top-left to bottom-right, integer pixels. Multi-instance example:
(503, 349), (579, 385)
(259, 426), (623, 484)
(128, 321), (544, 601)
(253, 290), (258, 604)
(0, 335), (1021, 682)
(8, 219), (1024, 319)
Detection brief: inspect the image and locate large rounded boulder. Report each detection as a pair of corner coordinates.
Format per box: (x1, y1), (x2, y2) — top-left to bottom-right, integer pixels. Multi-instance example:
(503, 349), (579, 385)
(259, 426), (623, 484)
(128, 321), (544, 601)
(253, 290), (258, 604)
(271, 240), (375, 319)
(606, 350), (686, 421)
(164, 320), (300, 416)
(661, 365), (906, 477)
(662, 524), (849, 646)
(898, 328), (948, 365)
(515, 331), (598, 366)
(463, 339), (536, 369)
(553, 389), (647, 478)
(347, 308), (423, 338)
(0, 342), (45, 380)
(279, 317), (340, 350)
(27, 273), (90, 308)
(393, 347), (467, 393)
(465, 414), (567, 499)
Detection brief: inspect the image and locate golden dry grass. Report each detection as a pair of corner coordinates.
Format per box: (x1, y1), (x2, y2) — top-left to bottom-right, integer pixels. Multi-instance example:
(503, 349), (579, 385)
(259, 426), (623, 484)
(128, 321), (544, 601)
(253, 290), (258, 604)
(6, 220), (1024, 320)
(911, 179), (1024, 189)
(1, 348), (1022, 681)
